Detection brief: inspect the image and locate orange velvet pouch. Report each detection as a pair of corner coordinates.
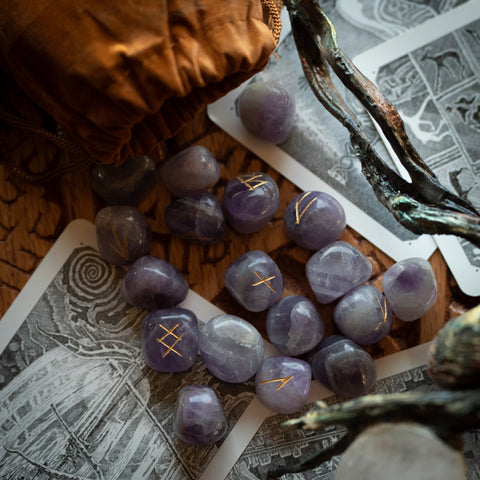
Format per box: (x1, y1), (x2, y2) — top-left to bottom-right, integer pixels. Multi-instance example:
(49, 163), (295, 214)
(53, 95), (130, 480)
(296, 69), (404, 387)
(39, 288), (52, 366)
(0, 0), (279, 165)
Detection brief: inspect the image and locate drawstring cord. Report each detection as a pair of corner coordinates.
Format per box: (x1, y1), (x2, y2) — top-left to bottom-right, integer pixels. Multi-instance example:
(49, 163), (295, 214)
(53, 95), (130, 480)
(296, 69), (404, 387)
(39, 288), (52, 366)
(0, 105), (96, 182)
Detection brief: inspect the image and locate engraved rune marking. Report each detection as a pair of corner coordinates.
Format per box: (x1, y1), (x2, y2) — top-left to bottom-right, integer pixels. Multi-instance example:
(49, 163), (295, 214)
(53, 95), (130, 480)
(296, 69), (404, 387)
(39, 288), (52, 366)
(259, 371), (294, 391)
(237, 174), (267, 191)
(295, 191), (316, 225)
(108, 228), (130, 260)
(376, 295), (388, 322)
(157, 323), (183, 358)
(252, 271), (276, 293)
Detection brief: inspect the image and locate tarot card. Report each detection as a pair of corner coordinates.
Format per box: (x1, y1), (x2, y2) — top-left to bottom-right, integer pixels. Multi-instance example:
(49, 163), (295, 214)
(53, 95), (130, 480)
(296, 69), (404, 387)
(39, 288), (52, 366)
(0, 219), (262, 480)
(208, 5), (468, 262)
(355, 0), (480, 295)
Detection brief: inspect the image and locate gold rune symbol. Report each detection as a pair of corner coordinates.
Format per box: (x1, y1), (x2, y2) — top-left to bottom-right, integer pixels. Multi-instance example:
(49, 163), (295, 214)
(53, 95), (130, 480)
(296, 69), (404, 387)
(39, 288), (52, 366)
(295, 191), (316, 225)
(108, 228), (130, 260)
(376, 294), (389, 322)
(252, 271), (276, 293)
(237, 173), (267, 191)
(259, 371), (294, 391)
(157, 323), (183, 357)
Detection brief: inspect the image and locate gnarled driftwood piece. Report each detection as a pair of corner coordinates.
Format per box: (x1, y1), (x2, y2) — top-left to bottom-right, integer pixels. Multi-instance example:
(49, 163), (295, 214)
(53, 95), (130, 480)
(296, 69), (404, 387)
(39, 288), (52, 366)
(284, 0), (480, 245)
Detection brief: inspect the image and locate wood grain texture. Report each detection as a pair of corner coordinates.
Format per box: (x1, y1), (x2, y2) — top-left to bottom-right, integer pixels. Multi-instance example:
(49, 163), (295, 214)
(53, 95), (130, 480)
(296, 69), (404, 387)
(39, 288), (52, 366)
(1, 106), (479, 361)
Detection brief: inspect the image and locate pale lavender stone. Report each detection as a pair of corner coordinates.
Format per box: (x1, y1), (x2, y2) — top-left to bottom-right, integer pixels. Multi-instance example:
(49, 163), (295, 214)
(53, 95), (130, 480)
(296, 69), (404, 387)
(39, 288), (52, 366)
(95, 205), (151, 266)
(160, 145), (220, 197)
(237, 81), (296, 144)
(90, 155), (156, 204)
(382, 258), (438, 321)
(284, 191), (346, 250)
(199, 314), (264, 383)
(310, 335), (377, 398)
(142, 308), (199, 372)
(255, 356), (311, 414)
(224, 250), (283, 312)
(120, 256), (188, 310)
(164, 193), (225, 244)
(174, 385), (227, 446)
(223, 172), (280, 234)
(266, 295), (324, 355)
(306, 241), (372, 304)
(334, 285), (393, 345)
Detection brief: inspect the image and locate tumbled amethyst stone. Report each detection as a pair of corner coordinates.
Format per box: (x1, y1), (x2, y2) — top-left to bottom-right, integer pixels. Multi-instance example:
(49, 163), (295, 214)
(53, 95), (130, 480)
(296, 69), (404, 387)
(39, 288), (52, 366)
(164, 193), (225, 244)
(237, 81), (296, 144)
(310, 335), (377, 398)
(95, 205), (151, 266)
(90, 155), (156, 204)
(266, 295), (324, 356)
(199, 314), (264, 383)
(255, 356), (311, 414)
(306, 241), (372, 304)
(223, 172), (280, 234)
(120, 256), (188, 310)
(160, 145), (220, 197)
(284, 191), (346, 250)
(334, 285), (393, 345)
(174, 385), (227, 446)
(382, 257), (438, 321)
(142, 308), (199, 372)
(224, 250), (283, 312)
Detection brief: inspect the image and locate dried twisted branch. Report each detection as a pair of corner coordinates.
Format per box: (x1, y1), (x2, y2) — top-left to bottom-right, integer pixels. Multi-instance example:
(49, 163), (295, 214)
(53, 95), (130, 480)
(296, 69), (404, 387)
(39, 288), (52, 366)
(284, 0), (480, 245)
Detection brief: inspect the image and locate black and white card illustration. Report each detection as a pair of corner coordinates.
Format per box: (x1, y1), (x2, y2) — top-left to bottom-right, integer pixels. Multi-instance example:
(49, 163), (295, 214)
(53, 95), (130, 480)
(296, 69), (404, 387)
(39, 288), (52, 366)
(207, 1), (480, 295)
(1, 220), (479, 479)
(354, 1), (480, 295)
(0, 219), (269, 480)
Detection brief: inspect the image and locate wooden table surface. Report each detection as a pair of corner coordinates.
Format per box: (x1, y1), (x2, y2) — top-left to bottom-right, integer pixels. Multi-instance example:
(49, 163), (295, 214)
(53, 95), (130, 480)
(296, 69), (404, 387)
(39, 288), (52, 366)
(1, 106), (478, 361)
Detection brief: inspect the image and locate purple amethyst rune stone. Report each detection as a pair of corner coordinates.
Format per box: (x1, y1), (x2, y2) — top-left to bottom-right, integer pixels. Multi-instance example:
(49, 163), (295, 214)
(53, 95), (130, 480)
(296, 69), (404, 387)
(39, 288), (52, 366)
(310, 335), (377, 398)
(223, 172), (280, 234)
(160, 145), (220, 197)
(174, 385), (227, 446)
(142, 308), (199, 372)
(266, 295), (324, 356)
(120, 256), (188, 310)
(164, 193), (225, 244)
(95, 205), (151, 266)
(306, 241), (372, 304)
(224, 250), (283, 312)
(237, 81), (296, 144)
(382, 257), (438, 321)
(284, 191), (346, 250)
(255, 356), (311, 414)
(90, 155), (156, 205)
(199, 314), (264, 383)
(334, 285), (393, 345)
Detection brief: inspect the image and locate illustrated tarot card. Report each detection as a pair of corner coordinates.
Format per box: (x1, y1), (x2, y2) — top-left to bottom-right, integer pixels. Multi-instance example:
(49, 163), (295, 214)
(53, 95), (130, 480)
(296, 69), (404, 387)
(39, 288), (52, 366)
(355, 0), (480, 295)
(0, 219), (263, 480)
